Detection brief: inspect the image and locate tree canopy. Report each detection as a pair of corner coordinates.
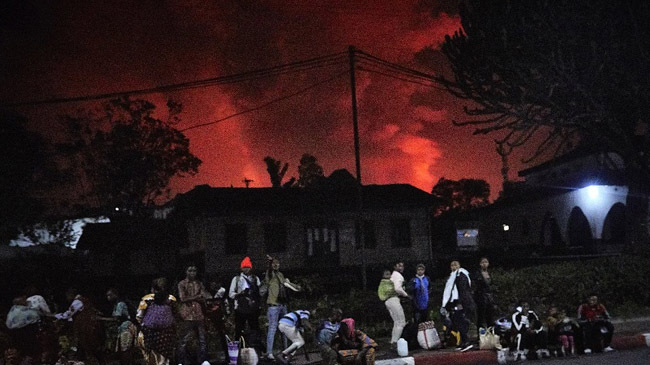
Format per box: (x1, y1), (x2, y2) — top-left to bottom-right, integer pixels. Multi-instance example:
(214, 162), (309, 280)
(431, 177), (490, 216)
(428, 0), (650, 181)
(297, 153), (325, 188)
(61, 98), (201, 212)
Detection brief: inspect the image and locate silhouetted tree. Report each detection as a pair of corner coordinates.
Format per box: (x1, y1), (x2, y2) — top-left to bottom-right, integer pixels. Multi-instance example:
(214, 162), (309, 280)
(297, 153), (325, 188)
(427, 0), (650, 244)
(263, 156), (295, 187)
(431, 177), (490, 216)
(0, 112), (50, 242)
(60, 97), (201, 213)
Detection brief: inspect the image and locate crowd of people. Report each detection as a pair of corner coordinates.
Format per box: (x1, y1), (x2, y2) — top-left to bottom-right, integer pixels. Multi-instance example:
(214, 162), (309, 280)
(2, 255), (618, 365)
(379, 258), (617, 361)
(1, 255), (380, 365)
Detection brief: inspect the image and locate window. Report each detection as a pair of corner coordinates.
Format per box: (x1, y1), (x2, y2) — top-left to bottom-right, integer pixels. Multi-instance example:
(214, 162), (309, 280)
(391, 219), (411, 248)
(264, 222), (287, 253)
(305, 224), (338, 257)
(355, 220), (377, 249)
(225, 223), (247, 255)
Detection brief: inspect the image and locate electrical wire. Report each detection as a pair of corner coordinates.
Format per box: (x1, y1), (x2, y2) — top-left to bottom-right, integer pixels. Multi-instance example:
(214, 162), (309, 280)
(356, 50), (437, 81)
(180, 70), (348, 132)
(356, 65), (444, 89)
(2, 52), (348, 107)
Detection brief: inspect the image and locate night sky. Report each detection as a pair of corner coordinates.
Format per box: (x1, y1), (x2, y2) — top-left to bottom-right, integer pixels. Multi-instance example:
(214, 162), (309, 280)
(1, 0), (531, 200)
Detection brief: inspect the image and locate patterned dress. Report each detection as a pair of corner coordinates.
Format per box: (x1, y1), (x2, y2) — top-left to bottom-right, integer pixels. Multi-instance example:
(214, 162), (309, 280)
(137, 294), (177, 365)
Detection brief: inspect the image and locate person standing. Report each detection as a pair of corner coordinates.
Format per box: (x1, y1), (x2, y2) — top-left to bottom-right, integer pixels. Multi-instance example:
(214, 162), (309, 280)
(473, 257), (496, 331)
(103, 288), (138, 365)
(408, 263), (431, 325)
(385, 260), (411, 350)
(441, 260), (475, 352)
(229, 257), (262, 347)
(264, 255), (289, 360)
(138, 278), (177, 365)
(177, 265), (212, 365)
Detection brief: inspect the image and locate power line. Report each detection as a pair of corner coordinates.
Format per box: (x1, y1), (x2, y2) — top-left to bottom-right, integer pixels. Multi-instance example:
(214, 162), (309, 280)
(2, 52), (347, 107)
(356, 50), (438, 81)
(180, 71), (348, 132)
(357, 65), (443, 89)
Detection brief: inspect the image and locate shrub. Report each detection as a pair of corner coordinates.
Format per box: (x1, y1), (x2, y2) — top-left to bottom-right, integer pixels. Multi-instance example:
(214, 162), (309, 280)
(490, 255), (650, 317)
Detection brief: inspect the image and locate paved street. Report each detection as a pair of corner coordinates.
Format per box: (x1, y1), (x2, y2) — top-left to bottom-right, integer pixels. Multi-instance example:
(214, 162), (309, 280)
(513, 348), (650, 364)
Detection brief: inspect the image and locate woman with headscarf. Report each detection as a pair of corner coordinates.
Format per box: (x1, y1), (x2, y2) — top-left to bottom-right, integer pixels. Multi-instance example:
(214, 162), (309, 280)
(137, 278), (177, 365)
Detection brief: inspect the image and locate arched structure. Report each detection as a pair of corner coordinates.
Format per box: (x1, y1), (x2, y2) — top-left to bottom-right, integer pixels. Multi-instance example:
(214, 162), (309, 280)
(567, 207), (593, 250)
(602, 202), (626, 245)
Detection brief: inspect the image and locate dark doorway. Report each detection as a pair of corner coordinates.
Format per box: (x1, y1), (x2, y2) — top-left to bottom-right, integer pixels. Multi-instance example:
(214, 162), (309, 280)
(567, 207), (594, 251)
(540, 212), (563, 247)
(602, 203), (626, 245)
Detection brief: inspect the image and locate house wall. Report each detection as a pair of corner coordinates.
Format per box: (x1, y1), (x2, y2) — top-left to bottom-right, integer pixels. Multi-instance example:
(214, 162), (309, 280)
(478, 185), (628, 249)
(189, 207), (433, 276)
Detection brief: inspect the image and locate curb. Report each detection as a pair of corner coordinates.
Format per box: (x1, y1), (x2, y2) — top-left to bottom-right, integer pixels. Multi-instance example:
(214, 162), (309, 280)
(386, 333), (650, 365)
(376, 357), (415, 365)
(413, 350), (495, 365)
(611, 334), (647, 350)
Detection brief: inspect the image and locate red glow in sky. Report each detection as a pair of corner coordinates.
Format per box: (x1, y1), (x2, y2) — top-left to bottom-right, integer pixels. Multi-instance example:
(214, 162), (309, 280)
(1, 0), (527, 200)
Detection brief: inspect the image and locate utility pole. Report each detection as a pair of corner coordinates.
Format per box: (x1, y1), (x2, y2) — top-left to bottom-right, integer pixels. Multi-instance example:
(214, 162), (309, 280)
(349, 45), (367, 290)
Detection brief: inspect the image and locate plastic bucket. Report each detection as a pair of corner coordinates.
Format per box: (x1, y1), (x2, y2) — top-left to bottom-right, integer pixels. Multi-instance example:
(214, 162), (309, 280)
(227, 340), (240, 365)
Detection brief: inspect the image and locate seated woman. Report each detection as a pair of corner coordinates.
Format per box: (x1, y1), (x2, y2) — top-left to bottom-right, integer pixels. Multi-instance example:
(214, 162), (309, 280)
(333, 318), (377, 365)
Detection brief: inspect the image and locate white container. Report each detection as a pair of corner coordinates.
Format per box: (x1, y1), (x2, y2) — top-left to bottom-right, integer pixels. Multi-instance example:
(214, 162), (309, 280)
(397, 338), (409, 357)
(644, 333), (650, 347)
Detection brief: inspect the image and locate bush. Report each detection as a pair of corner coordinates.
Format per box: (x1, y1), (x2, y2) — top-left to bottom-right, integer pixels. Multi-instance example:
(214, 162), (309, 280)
(490, 255), (650, 317)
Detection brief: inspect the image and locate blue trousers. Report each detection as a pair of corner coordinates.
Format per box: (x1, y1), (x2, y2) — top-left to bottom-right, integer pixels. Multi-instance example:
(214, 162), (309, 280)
(266, 304), (288, 354)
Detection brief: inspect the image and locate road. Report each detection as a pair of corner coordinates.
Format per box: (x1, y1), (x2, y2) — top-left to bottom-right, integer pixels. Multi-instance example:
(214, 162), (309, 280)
(529, 348), (650, 364)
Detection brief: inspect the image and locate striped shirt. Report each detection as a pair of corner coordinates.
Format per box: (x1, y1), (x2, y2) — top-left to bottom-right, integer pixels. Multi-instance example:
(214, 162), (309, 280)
(279, 310), (310, 327)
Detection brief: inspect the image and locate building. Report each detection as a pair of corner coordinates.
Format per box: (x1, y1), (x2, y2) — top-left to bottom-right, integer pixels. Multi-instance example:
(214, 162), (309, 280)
(163, 177), (434, 275)
(458, 148), (630, 255)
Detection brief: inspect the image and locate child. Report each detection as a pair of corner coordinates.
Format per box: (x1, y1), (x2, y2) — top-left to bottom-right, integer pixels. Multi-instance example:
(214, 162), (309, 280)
(377, 269), (396, 301)
(547, 306), (578, 356)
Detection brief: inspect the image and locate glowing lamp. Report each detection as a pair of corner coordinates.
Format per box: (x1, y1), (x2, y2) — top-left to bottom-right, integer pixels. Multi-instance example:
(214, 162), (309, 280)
(587, 185), (599, 200)
(502, 224), (510, 231)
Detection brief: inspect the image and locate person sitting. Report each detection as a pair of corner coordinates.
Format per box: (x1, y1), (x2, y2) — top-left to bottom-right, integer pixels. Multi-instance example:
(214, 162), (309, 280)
(315, 308), (344, 365)
(5, 295), (42, 362)
(577, 294), (615, 353)
(510, 300), (549, 360)
(546, 305), (578, 356)
(334, 318), (378, 365)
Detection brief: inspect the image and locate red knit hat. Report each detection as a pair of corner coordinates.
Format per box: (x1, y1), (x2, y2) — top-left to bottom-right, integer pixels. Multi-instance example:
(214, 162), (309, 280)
(240, 256), (252, 269)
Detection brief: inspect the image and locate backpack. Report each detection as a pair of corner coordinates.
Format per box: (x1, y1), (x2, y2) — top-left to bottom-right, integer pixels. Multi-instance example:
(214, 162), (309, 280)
(142, 302), (174, 329)
(235, 276), (261, 314)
